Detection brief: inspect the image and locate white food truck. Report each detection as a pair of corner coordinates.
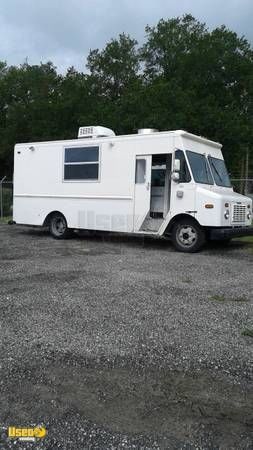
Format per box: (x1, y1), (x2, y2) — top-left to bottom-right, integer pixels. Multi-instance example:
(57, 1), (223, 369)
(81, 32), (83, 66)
(13, 126), (253, 252)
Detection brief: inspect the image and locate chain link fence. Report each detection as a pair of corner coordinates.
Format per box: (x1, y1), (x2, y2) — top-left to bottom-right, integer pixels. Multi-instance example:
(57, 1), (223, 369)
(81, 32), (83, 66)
(231, 179), (253, 200)
(0, 180), (13, 219)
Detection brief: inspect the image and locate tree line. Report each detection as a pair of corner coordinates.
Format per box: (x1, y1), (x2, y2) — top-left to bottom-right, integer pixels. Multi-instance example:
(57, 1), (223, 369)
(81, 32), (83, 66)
(0, 14), (253, 179)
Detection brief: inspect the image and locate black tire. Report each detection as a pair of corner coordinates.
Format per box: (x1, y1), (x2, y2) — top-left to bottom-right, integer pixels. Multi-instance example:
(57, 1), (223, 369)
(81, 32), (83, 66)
(49, 213), (70, 239)
(171, 218), (206, 253)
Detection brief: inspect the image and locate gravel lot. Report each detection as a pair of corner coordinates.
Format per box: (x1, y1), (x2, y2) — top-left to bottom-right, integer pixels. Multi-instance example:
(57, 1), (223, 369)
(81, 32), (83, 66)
(0, 224), (252, 449)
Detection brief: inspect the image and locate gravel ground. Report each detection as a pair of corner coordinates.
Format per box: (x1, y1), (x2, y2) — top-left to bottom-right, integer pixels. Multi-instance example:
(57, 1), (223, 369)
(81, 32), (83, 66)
(0, 224), (252, 449)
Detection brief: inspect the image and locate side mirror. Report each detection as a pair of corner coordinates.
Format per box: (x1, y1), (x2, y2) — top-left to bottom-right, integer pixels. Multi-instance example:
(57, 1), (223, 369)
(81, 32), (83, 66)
(171, 172), (180, 182)
(174, 158), (181, 172)
(172, 158), (181, 182)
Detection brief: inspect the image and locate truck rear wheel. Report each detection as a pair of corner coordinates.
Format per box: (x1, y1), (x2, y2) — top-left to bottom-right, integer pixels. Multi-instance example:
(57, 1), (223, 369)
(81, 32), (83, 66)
(49, 213), (69, 239)
(171, 218), (206, 253)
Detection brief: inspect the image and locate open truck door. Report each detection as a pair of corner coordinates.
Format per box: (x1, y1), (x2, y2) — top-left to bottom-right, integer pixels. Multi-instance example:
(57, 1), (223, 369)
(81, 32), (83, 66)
(134, 155), (152, 231)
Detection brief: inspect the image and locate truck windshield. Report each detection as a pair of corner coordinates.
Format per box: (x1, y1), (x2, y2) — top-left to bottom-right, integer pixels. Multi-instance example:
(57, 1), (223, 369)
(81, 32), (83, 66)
(208, 156), (231, 187)
(186, 151), (213, 185)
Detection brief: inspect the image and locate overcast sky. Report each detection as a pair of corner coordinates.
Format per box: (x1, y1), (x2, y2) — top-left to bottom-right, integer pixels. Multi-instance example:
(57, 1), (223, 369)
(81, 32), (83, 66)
(0, 0), (252, 73)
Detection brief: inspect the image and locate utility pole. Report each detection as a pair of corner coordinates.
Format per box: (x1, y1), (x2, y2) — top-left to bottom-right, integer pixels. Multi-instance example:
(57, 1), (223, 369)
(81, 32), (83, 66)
(0, 176), (7, 219)
(245, 148), (249, 195)
(240, 156), (245, 194)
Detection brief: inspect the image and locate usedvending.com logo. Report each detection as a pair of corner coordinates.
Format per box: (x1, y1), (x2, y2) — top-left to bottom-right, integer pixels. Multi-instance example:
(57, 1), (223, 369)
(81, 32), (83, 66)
(8, 426), (47, 442)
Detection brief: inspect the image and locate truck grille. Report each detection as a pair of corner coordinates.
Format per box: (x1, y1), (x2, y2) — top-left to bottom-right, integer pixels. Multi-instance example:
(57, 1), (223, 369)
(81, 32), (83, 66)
(232, 204), (246, 223)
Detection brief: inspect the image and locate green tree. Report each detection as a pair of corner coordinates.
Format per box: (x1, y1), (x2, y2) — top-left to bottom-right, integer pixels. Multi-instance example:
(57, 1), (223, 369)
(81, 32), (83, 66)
(141, 14), (207, 79)
(85, 33), (142, 133)
(1, 15), (253, 179)
(141, 15), (253, 176)
(87, 33), (140, 98)
(0, 62), (62, 177)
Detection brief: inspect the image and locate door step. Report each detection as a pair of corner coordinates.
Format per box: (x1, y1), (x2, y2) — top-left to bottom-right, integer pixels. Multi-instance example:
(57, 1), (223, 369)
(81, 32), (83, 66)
(141, 217), (164, 232)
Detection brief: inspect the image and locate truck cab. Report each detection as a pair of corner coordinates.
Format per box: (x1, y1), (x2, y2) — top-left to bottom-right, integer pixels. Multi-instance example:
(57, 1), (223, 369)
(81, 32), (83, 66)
(157, 131), (252, 251)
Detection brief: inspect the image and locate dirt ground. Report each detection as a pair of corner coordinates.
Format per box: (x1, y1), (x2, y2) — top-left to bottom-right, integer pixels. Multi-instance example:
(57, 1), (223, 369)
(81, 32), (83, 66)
(0, 224), (252, 449)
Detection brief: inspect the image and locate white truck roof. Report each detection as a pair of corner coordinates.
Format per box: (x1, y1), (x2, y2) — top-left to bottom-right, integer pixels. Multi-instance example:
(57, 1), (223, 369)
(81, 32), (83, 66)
(15, 129), (222, 150)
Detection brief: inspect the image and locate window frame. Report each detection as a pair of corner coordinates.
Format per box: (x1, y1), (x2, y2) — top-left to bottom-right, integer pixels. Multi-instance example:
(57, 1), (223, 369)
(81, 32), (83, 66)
(135, 158), (147, 184)
(62, 144), (101, 183)
(186, 150), (214, 185)
(174, 149), (191, 183)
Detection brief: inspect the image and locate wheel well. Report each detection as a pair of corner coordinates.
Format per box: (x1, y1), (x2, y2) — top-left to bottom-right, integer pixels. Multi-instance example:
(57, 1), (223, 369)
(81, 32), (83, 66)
(43, 211), (67, 227)
(164, 214), (202, 235)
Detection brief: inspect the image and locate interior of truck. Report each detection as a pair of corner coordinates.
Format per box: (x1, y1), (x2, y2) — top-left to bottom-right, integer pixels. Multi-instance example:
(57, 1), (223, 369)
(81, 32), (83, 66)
(141, 154), (172, 231)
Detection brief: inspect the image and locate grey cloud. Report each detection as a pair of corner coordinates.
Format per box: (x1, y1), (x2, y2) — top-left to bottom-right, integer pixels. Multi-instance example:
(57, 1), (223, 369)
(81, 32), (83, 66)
(0, 0), (252, 73)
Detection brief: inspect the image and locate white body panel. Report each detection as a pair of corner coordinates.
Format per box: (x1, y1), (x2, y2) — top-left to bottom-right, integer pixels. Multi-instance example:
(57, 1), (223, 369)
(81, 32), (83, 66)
(13, 130), (252, 233)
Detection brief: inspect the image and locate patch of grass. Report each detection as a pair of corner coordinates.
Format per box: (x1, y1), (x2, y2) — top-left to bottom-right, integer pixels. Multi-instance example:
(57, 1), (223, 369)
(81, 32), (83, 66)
(210, 295), (249, 303)
(239, 236), (253, 244)
(0, 216), (12, 224)
(241, 328), (253, 338)
(182, 278), (192, 284)
(210, 295), (226, 302)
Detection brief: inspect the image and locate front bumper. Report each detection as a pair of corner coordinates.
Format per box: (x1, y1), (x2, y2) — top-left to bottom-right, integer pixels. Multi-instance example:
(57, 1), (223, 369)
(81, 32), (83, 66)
(209, 226), (253, 241)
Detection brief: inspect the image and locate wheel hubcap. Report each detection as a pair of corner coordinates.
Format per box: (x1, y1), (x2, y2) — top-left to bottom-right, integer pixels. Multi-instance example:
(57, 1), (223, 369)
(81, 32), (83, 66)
(177, 225), (197, 247)
(52, 218), (66, 235)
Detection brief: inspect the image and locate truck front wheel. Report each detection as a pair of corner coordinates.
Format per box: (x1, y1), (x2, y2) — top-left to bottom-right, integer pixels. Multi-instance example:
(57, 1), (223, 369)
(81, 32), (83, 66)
(49, 213), (70, 239)
(171, 218), (206, 253)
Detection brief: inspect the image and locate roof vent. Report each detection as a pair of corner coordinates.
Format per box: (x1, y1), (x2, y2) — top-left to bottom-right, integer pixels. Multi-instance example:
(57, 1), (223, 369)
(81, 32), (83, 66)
(137, 128), (159, 135)
(78, 126), (115, 139)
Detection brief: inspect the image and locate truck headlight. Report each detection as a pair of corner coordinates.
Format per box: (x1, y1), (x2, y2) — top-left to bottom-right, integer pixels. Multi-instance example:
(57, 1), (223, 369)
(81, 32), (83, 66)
(247, 211), (252, 220)
(224, 210), (230, 220)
